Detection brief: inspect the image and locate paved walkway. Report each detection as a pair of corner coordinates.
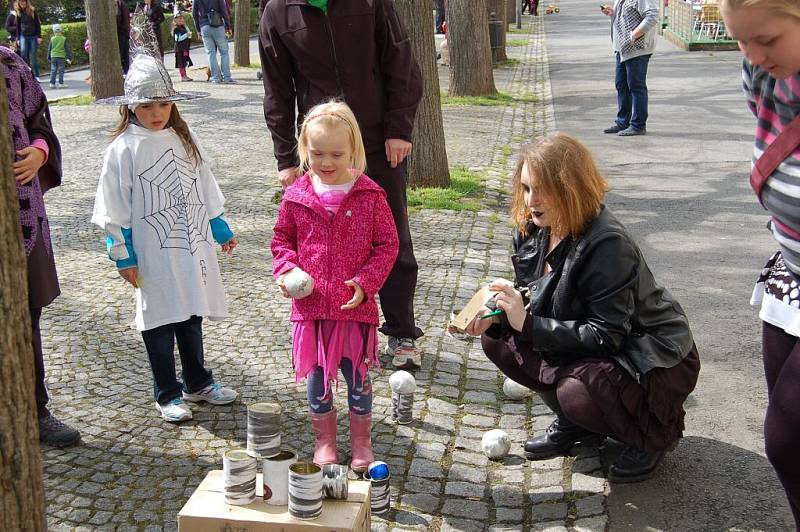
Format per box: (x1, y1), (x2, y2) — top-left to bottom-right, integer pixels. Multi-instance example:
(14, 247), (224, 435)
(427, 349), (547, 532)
(37, 5), (794, 531)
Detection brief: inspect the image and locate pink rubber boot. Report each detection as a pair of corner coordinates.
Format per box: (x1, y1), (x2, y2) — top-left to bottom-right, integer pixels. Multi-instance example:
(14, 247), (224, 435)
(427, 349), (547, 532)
(310, 408), (338, 465)
(349, 411), (374, 473)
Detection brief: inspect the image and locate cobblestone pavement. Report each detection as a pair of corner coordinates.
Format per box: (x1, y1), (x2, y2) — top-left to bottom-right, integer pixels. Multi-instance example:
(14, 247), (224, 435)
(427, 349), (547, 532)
(39, 15), (609, 532)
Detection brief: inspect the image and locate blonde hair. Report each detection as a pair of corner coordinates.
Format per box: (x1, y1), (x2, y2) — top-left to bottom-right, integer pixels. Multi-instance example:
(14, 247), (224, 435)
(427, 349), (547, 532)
(14, 0), (34, 17)
(510, 133), (609, 238)
(111, 104), (203, 167)
(720, 0), (800, 18)
(297, 101), (367, 176)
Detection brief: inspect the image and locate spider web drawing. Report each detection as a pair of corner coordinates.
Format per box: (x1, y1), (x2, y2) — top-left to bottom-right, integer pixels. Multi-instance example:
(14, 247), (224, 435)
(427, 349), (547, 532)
(139, 149), (210, 254)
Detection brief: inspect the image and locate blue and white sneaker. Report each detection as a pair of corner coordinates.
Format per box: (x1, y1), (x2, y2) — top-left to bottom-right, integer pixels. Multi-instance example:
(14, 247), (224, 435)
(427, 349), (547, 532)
(156, 398), (193, 422)
(182, 382), (238, 405)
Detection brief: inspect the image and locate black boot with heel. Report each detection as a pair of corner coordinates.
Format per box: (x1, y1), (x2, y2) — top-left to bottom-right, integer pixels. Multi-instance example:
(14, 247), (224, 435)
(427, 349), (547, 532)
(524, 390), (606, 461)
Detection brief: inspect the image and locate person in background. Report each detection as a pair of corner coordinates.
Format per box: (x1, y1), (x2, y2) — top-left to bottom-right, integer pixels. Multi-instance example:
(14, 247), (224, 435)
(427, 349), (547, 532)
(192, 0), (235, 84)
(172, 12), (193, 81)
(117, 0), (131, 74)
(6, 0), (42, 77)
(46, 23), (72, 89)
(143, 0), (166, 58)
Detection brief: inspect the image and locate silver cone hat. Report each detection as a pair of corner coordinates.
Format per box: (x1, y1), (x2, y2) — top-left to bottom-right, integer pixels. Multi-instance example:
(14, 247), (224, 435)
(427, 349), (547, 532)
(95, 54), (208, 105)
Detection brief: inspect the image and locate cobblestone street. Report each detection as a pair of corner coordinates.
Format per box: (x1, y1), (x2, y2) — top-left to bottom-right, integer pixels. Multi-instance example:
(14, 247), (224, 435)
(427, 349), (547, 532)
(40, 15), (607, 532)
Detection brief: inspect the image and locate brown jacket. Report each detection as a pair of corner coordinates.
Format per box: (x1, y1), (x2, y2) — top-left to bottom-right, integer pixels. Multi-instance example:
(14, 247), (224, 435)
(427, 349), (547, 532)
(258, 0), (422, 170)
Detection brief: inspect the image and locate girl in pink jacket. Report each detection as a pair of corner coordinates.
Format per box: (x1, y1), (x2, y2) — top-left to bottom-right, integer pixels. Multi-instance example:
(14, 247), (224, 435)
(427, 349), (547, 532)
(271, 101), (399, 472)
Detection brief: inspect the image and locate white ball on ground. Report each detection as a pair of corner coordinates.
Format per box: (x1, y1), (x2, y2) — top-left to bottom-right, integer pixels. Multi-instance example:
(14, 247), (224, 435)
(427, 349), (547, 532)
(388, 370), (416, 394)
(503, 377), (532, 400)
(481, 429), (511, 459)
(284, 269), (314, 299)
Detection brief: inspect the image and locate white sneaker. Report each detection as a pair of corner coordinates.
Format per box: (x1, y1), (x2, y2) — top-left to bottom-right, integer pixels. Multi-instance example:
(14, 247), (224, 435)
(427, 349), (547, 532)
(387, 337), (422, 369)
(48, 83), (56, 88)
(156, 398), (193, 422)
(182, 382), (238, 405)
(57, 83), (66, 88)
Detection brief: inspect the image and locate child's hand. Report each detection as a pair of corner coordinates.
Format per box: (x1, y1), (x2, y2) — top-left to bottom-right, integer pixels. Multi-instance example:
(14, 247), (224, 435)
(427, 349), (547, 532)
(341, 280), (365, 310)
(13, 146), (46, 185)
(66, 59), (72, 65)
(221, 237), (237, 254)
(276, 272), (291, 298)
(119, 267), (139, 288)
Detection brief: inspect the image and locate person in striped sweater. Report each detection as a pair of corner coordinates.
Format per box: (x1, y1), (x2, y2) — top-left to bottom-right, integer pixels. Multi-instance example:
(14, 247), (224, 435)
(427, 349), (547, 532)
(722, 1), (800, 529)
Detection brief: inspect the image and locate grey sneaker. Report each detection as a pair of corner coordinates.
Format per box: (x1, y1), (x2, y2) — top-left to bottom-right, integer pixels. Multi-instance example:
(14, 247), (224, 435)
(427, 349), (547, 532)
(603, 123), (626, 134)
(156, 398), (193, 422)
(618, 126), (646, 136)
(387, 337), (422, 369)
(182, 382), (238, 405)
(39, 415), (81, 447)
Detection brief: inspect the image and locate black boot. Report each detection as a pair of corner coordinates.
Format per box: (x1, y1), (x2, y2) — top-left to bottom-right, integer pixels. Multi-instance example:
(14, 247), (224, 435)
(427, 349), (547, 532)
(608, 443), (674, 483)
(39, 415), (81, 448)
(524, 391), (605, 460)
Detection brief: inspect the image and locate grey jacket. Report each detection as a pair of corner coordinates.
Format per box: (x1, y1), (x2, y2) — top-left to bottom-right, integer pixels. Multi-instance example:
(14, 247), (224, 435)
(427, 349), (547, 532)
(611, 0), (659, 62)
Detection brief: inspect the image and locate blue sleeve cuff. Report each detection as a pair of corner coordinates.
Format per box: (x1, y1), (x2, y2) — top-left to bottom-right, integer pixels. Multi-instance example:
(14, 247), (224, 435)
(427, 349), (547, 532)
(107, 227), (138, 269)
(210, 216), (234, 245)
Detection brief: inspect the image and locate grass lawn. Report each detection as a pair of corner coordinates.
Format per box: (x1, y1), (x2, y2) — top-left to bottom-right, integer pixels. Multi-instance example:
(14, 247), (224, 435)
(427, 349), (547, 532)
(407, 166), (486, 212)
(50, 94), (94, 106)
(440, 91), (536, 106)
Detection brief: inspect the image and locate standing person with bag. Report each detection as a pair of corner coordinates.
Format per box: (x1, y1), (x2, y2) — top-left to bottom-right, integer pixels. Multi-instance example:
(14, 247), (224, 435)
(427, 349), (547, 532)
(722, 1), (800, 528)
(192, 0), (235, 84)
(6, 0), (42, 77)
(259, 0), (425, 370)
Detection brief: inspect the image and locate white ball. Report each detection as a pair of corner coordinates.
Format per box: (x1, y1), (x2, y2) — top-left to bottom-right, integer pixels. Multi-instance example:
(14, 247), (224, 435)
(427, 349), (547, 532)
(481, 429), (511, 459)
(388, 370), (416, 394)
(503, 377), (532, 400)
(284, 269), (314, 299)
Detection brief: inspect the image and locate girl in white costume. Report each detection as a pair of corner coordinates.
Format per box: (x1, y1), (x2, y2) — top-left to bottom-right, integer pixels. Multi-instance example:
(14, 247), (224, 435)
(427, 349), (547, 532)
(92, 51), (238, 423)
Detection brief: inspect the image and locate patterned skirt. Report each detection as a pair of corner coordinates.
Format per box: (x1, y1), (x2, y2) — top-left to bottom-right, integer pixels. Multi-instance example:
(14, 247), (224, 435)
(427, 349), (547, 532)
(751, 251), (800, 337)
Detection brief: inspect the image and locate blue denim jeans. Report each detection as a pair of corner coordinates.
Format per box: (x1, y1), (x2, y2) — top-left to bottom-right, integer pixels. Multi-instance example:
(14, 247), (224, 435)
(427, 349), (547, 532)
(200, 24), (231, 82)
(20, 35), (39, 77)
(615, 52), (651, 131)
(306, 358), (373, 415)
(141, 315), (214, 405)
(50, 58), (65, 85)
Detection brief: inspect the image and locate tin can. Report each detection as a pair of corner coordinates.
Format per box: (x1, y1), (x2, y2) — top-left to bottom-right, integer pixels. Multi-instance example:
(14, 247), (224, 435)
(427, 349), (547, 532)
(321, 464), (349, 499)
(364, 461), (391, 515)
(262, 449), (297, 505)
(247, 402), (282, 459)
(288, 461), (323, 519)
(223, 449), (257, 506)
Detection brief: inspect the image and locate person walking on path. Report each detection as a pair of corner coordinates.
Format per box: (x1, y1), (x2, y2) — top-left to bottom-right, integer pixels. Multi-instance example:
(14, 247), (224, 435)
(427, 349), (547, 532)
(600, 0), (659, 136)
(192, 0), (235, 84)
(46, 23), (72, 88)
(92, 52), (239, 423)
(117, 0), (131, 74)
(172, 12), (194, 81)
(6, 0), (42, 77)
(259, 0), (425, 369)
(2, 46), (81, 447)
(272, 101), (399, 472)
(722, 1), (800, 528)
(143, 0), (166, 58)
(462, 134), (700, 482)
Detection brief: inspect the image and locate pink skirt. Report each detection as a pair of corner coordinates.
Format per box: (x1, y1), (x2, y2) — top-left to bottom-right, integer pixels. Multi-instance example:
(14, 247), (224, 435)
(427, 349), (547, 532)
(292, 320), (379, 394)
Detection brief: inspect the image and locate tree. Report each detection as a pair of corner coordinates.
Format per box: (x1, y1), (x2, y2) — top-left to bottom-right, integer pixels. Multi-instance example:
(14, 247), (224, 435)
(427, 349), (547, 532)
(233, 0), (251, 67)
(491, 0), (508, 63)
(395, 0), (450, 187)
(0, 73), (46, 532)
(85, 0), (124, 100)
(447, 0), (497, 96)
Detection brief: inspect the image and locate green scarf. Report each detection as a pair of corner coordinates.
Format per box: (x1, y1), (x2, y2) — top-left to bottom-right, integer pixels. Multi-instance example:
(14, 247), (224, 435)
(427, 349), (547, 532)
(307, 0), (328, 13)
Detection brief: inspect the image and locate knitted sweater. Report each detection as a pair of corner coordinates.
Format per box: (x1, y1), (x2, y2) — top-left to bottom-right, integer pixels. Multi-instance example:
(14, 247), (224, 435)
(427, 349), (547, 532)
(611, 0), (659, 62)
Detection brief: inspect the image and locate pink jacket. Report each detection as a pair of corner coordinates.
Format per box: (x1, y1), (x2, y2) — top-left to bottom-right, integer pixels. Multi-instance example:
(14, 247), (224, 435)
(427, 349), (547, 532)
(271, 173), (399, 325)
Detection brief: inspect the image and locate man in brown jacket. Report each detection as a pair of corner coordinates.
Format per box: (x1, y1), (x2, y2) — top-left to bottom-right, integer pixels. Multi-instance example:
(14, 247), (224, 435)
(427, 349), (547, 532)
(259, 0), (425, 369)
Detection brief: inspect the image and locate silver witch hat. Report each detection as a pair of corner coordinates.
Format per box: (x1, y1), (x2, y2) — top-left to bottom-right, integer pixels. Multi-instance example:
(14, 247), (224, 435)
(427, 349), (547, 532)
(95, 8), (208, 106)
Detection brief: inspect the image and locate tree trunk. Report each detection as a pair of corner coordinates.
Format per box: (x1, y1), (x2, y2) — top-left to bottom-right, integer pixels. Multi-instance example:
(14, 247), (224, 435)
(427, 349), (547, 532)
(507, 0), (516, 28)
(0, 73), (46, 532)
(447, 0), (496, 96)
(86, 0), (124, 100)
(395, 0), (450, 187)
(234, 0), (250, 66)
(491, 0), (507, 62)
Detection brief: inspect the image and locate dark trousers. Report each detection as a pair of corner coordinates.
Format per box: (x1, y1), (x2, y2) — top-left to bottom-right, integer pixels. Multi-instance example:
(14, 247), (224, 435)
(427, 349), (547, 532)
(118, 29), (130, 73)
(435, 0), (446, 31)
(141, 315), (213, 405)
(762, 322), (800, 530)
(365, 152), (422, 340)
(614, 52), (651, 131)
(31, 307), (50, 419)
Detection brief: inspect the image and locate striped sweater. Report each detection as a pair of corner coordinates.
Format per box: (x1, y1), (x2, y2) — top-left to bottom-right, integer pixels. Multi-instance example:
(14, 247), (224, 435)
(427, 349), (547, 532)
(743, 62), (800, 273)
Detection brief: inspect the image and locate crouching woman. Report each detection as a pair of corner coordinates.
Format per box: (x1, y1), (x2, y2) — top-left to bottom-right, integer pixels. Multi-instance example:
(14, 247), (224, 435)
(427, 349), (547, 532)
(465, 133), (700, 482)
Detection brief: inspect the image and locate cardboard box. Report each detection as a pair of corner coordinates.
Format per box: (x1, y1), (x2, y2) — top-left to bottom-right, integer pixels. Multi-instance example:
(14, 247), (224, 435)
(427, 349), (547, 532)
(178, 470), (370, 532)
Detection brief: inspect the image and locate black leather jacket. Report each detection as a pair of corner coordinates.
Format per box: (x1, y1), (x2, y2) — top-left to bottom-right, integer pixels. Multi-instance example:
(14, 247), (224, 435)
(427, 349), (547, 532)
(508, 205), (694, 380)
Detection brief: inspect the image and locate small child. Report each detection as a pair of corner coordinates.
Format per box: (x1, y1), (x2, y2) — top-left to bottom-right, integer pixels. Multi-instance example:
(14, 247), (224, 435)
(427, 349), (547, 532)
(92, 52), (238, 423)
(172, 12), (193, 82)
(47, 23), (72, 88)
(271, 101), (399, 472)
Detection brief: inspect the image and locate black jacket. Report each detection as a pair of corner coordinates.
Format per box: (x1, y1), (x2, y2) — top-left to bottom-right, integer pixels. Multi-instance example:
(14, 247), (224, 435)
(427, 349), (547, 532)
(5, 9), (41, 39)
(258, 0), (422, 169)
(506, 206), (694, 380)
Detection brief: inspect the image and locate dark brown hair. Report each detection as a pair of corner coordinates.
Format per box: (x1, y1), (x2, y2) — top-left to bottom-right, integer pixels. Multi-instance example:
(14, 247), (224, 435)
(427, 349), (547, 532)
(510, 133), (609, 238)
(111, 103), (203, 166)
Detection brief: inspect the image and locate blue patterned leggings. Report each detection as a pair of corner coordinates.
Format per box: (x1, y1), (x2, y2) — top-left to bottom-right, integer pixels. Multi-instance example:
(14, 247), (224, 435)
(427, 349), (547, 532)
(307, 358), (372, 415)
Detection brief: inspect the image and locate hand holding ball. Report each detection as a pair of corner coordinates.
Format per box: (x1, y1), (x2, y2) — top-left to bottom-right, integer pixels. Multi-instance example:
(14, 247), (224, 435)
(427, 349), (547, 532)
(481, 429), (511, 459)
(284, 269), (314, 299)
